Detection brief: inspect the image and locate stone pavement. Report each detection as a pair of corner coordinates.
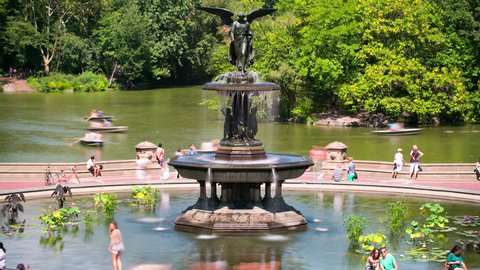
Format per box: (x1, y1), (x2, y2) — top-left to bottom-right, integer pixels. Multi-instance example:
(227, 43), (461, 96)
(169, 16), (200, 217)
(1, 171), (480, 201)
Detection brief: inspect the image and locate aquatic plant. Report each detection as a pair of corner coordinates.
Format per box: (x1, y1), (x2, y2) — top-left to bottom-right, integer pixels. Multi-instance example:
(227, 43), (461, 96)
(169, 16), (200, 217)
(2, 193), (25, 220)
(39, 206), (80, 232)
(405, 202), (452, 246)
(130, 186), (159, 209)
(403, 247), (449, 263)
(93, 193), (118, 219)
(51, 185), (72, 208)
(386, 200), (408, 234)
(1, 219), (26, 238)
(450, 215), (480, 227)
(342, 214), (367, 247)
(420, 203), (449, 229)
(359, 233), (387, 252)
(82, 210), (97, 231)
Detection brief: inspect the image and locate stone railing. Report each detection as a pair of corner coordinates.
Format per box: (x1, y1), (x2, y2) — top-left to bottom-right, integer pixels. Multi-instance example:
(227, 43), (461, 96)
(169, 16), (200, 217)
(321, 160), (475, 180)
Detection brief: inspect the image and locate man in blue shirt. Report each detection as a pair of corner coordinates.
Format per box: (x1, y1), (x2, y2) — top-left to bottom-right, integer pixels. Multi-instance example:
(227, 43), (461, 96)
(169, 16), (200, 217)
(379, 248), (398, 270)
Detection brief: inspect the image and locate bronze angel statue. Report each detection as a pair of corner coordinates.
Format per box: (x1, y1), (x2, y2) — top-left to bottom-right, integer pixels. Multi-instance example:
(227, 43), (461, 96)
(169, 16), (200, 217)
(197, 6), (276, 73)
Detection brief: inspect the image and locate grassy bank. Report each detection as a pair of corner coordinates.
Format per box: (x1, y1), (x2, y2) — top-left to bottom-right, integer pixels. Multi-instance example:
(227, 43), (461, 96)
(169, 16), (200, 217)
(27, 72), (112, 93)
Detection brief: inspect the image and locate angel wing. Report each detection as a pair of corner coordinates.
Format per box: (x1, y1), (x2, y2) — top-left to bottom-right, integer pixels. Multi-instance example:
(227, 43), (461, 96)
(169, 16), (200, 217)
(197, 6), (234, 25)
(246, 8), (276, 23)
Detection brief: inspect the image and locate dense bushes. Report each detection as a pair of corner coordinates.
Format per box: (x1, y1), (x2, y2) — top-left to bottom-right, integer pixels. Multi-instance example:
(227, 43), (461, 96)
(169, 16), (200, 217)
(27, 72), (110, 93)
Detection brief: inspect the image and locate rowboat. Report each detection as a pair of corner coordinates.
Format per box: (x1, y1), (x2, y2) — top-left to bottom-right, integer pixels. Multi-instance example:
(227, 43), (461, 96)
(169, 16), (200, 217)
(84, 116), (114, 122)
(85, 126), (128, 133)
(371, 128), (422, 135)
(79, 139), (103, 146)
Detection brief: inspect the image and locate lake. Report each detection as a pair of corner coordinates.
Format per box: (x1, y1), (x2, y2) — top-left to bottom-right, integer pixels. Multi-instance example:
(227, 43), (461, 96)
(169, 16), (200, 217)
(0, 87), (478, 163)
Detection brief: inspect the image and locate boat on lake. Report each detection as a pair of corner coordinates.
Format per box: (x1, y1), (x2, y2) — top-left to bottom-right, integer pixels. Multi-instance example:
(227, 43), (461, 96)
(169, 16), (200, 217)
(371, 128), (422, 135)
(84, 116), (114, 122)
(85, 126), (128, 133)
(79, 139), (103, 146)
(371, 122), (422, 135)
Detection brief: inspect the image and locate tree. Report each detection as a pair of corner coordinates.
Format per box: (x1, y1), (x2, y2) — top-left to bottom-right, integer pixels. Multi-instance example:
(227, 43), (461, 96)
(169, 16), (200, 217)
(338, 0), (469, 123)
(4, 0), (98, 75)
(94, 1), (152, 86)
(138, 0), (218, 83)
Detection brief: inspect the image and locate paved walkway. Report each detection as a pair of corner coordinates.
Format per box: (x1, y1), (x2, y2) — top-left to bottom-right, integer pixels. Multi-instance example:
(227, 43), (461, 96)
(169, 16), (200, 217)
(1, 171), (480, 199)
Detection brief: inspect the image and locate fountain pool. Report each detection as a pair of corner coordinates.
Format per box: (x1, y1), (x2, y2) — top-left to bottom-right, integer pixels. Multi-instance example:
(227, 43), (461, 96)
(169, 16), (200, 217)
(2, 190), (480, 270)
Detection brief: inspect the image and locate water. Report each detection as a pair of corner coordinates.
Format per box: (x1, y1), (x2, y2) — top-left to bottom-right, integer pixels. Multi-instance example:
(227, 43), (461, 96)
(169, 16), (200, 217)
(2, 190), (480, 270)
(0, 87), (479, 163)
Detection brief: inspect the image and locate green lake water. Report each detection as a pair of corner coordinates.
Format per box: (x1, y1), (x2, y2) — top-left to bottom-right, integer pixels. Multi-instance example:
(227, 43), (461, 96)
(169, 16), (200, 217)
(0, 87), (478, 163)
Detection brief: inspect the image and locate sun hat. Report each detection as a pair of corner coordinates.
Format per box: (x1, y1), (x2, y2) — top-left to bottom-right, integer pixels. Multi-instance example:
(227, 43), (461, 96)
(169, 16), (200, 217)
(397, 148), (402, 152)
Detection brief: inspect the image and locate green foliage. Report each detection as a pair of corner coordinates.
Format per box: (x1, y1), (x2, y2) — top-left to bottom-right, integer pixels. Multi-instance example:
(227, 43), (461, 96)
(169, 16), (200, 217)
(94, 1), (152, 84)
(39, 206), (80, 232)
(93, 193), (118, 219)
(130, 186), (159, 209)
(420, 203), (449, 228)
(405, 202), (450, 245)
(386, 200), (409, 234)
(342, 214), (367, 246)
(82, 210), (97, 232)
(199, 97), (220, 110)
(359, 233), (387, 252)
(27, 72), (109, 92)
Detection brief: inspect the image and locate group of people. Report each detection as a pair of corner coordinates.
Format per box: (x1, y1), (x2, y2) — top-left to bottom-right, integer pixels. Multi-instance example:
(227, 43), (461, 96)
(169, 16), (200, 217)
(90, 109), (104, 118)
(0, 242), (30, 270)
(83, 131), (102, 141)
(391, 145), (424, 180)
(331, 144), (426, 182)
(365, 247), (397, 270)
(332, 157), (357, 182)
(365, 245), (468, 270)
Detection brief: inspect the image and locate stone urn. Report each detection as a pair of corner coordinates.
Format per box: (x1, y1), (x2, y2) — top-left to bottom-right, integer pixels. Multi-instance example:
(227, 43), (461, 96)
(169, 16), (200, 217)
(324, 141), (347, 162)
(135, 141), (157, 160)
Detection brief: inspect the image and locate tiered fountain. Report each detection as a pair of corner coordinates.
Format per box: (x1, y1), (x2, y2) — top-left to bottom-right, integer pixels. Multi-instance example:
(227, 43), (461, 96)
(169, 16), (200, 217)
(169, 6), (313, 233)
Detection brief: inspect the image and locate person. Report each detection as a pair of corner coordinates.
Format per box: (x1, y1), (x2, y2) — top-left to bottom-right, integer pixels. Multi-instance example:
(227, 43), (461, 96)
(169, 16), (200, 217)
(475, 157), (480, 181)
(16, 264), (28, 270)
(135, 154), (150, 180)
(87, 156), (101, 177)
(109, 221), (124, 270)
(189, 144), (197, 156)
(392, 148), (405, 178)
(155, 143), (165, 168)
(379, 248), (398, 270)
(0, 242), (5, 269)
(90, 109), (98, 117)
(175, 148), (183, 178)
(331, 163), (343, 182)
(365, 248), (380, 270)
(97, 109), (104, 118)
(347, 157), (356, 182)
(446, 245), (468, 270)
(409, 145), (424, 180)
(8, 67), (13, 78)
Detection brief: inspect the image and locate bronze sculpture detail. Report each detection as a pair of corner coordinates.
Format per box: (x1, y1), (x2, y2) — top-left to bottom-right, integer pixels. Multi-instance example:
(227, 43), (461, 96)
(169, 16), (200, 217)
(197, 6), (276, 73)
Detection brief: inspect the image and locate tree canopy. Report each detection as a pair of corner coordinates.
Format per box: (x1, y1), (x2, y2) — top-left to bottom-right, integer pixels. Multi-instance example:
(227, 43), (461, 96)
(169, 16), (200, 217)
(1, 0), (479, 123)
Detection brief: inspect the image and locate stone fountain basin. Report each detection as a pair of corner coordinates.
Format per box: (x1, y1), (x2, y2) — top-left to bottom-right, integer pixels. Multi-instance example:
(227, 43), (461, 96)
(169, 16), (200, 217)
(169, 153), (313, 183)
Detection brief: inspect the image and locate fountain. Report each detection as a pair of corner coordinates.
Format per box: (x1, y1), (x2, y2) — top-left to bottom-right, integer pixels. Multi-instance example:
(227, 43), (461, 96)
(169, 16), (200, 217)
(169, 6), (313, 233)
